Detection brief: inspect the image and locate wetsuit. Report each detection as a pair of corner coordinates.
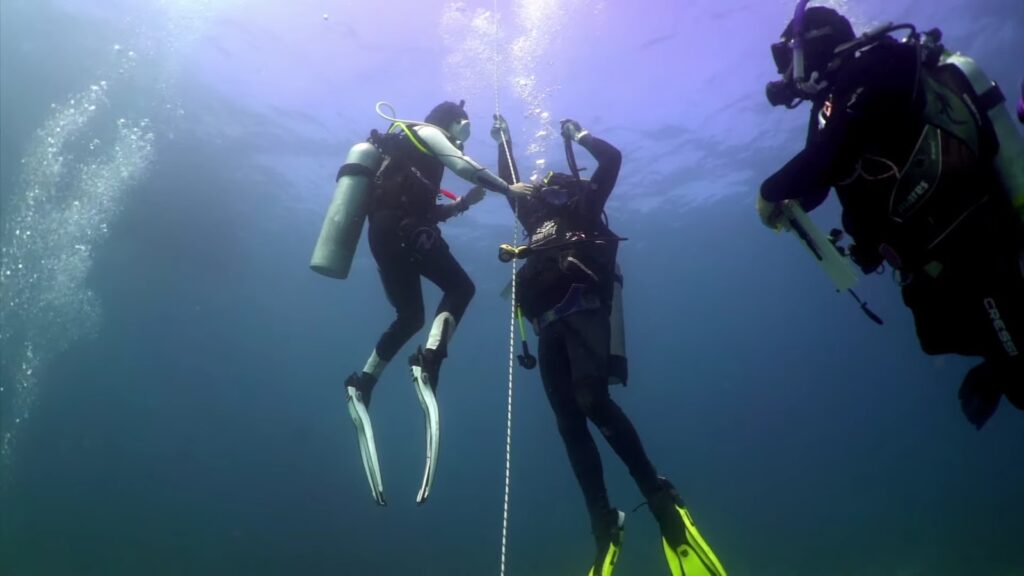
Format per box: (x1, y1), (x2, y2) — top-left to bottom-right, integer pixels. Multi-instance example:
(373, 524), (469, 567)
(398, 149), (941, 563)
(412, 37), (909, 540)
(367, 131), (475, 373)
(761, 37), (1024, 410)
(497, 135), (664, 528)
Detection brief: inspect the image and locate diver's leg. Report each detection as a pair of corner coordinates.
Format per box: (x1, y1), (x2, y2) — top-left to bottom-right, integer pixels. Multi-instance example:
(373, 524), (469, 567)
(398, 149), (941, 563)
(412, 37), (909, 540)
(539, 323), (620, 575)
(952, 245), (1024, 427)
(563, 310), (727, 575)
(346, 213), (424, 507)
(413, 235), (476, 390)
(405, 232), (470, 504)
(562, 311), (660, 497)
(357, 213), (425, 404)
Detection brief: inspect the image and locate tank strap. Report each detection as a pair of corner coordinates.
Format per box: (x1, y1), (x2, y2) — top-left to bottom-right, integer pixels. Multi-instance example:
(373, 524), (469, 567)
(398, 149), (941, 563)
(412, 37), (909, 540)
(975, 82), (1006, 112)
(921, 73), (982, 155)
(336, 162), (376, 181)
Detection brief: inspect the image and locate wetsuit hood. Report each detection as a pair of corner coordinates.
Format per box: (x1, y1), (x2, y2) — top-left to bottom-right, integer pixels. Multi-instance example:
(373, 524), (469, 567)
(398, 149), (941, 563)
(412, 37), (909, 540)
(767, 4), (855, 107)
(425, 100), (470, 143)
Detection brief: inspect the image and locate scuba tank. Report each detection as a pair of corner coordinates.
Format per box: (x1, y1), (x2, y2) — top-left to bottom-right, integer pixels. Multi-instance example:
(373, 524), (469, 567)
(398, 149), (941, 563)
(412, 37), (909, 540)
(608, 264), (628, 386)
(310, 141), (381, 279)
(832, 24), (1024, 223)
(936, 53), (1024, 222)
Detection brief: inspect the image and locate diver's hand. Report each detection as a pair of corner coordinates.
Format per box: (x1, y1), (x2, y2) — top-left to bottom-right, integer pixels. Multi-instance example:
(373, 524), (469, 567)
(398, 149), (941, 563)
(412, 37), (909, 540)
(491, 114), (511, 143)
(848, 242), (884, 274)
(757, 195), (788, 231)
(463, 185), (486, 206)
(507, 182), (534, 198)
(560, 119), (585, 142)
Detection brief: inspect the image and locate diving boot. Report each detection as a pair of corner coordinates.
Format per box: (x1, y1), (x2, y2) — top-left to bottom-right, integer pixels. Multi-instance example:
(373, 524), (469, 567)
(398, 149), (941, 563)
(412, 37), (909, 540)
(345, 372), (385, 506)
(649, 478), (727, 576)
(410, 347), (443, 504)
(346, 371), (377, 408)
(587, 508), (626, 576)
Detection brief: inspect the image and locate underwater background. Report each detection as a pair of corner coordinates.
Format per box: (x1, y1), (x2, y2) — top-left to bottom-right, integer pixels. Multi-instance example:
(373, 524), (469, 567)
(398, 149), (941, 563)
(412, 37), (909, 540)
(2, 0), (1023, 574)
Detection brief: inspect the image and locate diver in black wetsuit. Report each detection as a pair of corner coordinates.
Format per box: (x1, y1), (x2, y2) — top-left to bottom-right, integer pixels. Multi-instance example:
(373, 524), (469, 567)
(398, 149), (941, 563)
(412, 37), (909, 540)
(344, 100), (531, 506)
(492, 115), (727, 576)
(758, 5), (1024, 429)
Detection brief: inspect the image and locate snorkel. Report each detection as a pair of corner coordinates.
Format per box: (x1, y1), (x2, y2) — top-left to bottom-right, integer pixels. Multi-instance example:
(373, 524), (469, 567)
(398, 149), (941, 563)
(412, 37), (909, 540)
(791, 0), (810, 84)
(767, 0), (810, 108)
(766, 0), (833, 107)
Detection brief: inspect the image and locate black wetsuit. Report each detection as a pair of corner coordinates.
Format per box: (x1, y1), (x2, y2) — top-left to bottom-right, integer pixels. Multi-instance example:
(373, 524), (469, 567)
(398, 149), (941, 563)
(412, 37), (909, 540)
(761, 38), (1023, 405)
(366, 132), (475, 366)
(498, 135), (663, 525)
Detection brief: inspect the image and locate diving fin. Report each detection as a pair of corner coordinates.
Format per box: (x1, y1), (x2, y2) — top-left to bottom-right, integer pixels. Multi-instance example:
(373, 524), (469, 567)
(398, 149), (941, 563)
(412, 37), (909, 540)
(651, 479), (727, 576)
(587, 509), (626, 576)
(410, 348), (440, 505)
(346, 377), (386, 506)
(500, 277), (513, 300)
(959, 361), (1005, 430)
(661, 505), (728, 576)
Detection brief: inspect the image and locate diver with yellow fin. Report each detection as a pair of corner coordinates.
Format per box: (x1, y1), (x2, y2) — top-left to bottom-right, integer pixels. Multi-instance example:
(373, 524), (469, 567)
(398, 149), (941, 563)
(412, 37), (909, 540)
(758, 2), (1024, 428)
(492, 114), (728, 576)
(310, 100), (530, 506)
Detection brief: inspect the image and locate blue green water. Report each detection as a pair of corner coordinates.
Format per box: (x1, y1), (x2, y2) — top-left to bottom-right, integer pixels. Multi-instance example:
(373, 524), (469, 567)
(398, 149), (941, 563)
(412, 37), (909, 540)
(2, 1), (1022, 575)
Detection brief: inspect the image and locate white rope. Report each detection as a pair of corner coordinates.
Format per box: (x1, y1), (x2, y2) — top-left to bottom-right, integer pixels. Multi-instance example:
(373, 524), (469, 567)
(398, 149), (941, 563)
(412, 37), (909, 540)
(495, 2), (520, 575)
(499, 210), (517, 576)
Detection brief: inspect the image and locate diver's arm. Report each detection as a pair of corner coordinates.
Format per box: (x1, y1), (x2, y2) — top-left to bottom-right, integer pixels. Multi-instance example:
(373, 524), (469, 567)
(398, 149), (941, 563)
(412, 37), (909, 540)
(762, 41), (915, 209)
(432, 199), (467, 222)
(415, 125), (512, 194)
(759, 147), (832, 210)
(497, 139), (519, 186)
(578, 133), (622, 218)
(498, 139), (522, 214)
(432, 186), (484, 222)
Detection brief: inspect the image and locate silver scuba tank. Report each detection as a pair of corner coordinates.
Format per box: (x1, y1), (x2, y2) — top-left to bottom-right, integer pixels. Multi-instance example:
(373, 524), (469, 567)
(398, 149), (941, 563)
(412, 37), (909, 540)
(941, 53), (1024, 222)
(608, 264), (628, 386)
(310, 142), (382, 279)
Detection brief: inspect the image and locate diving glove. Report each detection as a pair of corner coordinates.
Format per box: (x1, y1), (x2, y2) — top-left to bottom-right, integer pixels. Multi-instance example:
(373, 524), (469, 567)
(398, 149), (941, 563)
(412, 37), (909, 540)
(756, 194), (787, 231)
(346, 372), (386, 506)
(560, 118), (588, 142)
(492, 113), (511, 143)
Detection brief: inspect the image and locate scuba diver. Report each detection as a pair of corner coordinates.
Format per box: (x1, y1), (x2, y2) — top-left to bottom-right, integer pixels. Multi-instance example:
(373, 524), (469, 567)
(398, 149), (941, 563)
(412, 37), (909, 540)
(311, 100), (530, 506)
(491, 114), (728, 576)
(758, 2), (1024, 429)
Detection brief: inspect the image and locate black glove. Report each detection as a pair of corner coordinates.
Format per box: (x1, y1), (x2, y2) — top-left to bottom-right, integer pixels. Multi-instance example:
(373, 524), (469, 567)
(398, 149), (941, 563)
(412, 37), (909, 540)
(560, 119), (584, 142)
(848, 243), (884, 274)
(491, 114), (510, 143)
